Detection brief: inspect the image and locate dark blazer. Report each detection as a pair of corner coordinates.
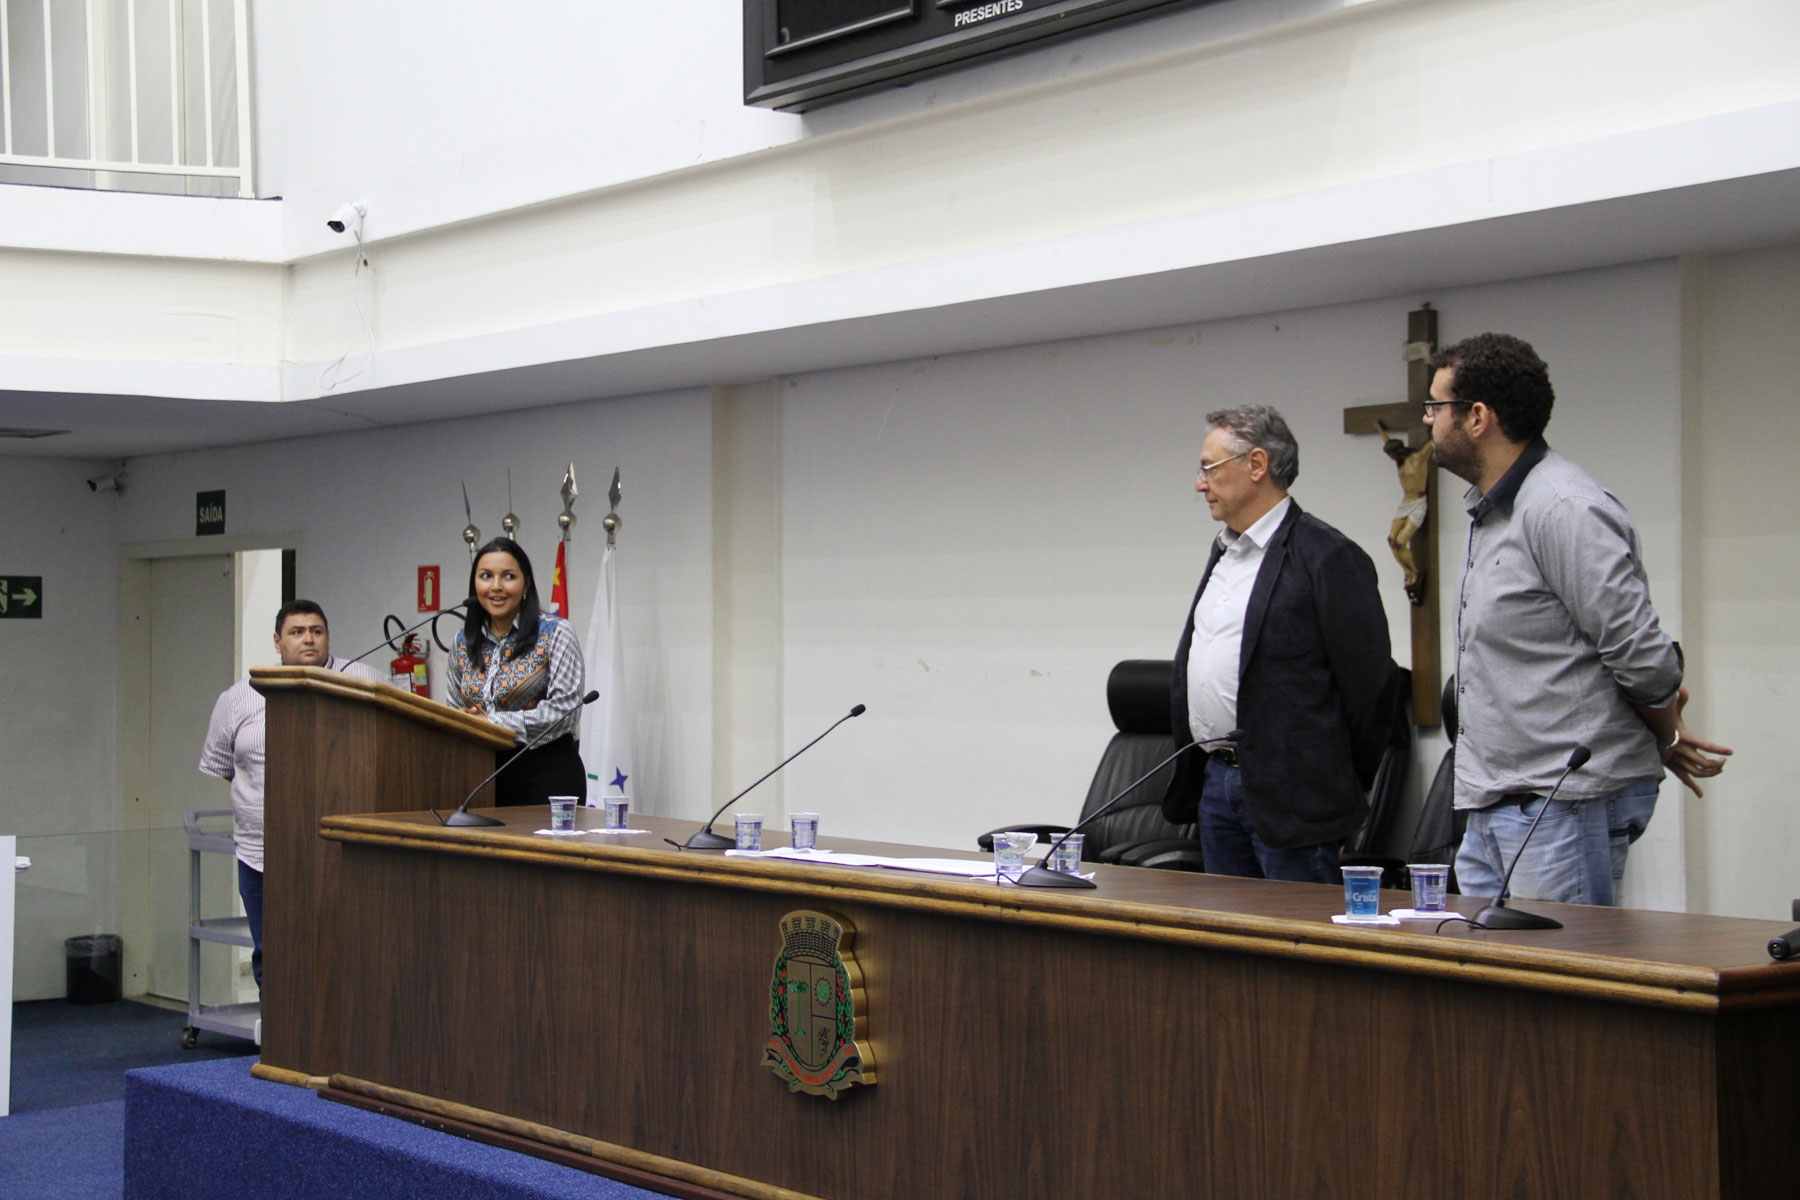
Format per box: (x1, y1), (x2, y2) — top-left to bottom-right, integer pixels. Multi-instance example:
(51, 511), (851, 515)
(1164, 500), (1395, 849)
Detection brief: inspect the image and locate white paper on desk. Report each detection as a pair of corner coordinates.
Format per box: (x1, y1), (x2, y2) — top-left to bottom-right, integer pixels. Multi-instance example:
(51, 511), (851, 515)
(727, 847), (997, 878)
(1391, 908), (1465, 922)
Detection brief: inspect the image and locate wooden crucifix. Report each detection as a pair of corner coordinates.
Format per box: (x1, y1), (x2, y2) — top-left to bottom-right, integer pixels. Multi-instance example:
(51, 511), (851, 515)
(1343, 304), (1440, 727)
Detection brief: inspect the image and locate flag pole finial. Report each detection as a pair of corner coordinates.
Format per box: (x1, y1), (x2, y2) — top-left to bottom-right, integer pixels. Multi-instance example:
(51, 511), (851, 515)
(603, 467), (623, 547)
(558, 464), (579, 543)
(461, 482), (481, 559)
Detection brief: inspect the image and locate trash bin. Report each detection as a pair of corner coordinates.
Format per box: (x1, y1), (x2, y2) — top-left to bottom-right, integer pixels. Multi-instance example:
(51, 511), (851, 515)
(65, 933), (123, 1004)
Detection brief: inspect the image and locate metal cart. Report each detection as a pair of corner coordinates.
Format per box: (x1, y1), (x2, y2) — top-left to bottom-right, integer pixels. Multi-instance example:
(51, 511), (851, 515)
(182, 809), (259, 1049)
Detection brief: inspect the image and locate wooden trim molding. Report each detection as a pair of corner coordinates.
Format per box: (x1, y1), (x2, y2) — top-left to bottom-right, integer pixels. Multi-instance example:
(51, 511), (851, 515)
(327, 1074), (822, 1200)
(250, 665), (516, 750)
(319, 812), (1800, 1015)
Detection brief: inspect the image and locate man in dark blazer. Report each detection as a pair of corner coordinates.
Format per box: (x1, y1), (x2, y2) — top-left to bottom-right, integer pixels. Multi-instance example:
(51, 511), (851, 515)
(1164, 405), (1395, 883)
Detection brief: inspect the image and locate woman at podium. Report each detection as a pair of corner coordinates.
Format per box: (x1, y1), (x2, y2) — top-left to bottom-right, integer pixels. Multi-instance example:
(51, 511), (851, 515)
(446, 537), (588, 806)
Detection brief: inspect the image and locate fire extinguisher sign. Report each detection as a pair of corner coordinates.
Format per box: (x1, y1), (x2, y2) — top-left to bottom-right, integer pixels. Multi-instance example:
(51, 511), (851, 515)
(418, 566), (441, 613)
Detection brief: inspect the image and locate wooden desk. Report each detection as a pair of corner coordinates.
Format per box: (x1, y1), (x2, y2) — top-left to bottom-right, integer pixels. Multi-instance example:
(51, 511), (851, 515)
(312, 809), (1800, 1200)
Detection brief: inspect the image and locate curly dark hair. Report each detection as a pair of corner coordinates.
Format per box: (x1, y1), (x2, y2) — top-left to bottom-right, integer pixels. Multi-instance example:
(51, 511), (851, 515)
(1428, 333), (1554, 443)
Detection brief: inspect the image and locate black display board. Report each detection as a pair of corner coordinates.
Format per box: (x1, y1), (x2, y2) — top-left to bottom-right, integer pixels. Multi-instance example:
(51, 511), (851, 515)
(745, 0), (1209, 111)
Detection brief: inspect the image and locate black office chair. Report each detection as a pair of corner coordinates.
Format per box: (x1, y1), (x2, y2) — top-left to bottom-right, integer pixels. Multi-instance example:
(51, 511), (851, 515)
(1404, 677), (1465, 892)
(1339, 667), (1414, 886)
(978, 659), (1203, 870)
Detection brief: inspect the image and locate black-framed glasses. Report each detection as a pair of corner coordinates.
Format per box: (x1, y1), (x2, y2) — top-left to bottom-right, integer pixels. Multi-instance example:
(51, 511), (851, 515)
(1196, 450), (1248, 480)
(1420, 399), (1471, 417)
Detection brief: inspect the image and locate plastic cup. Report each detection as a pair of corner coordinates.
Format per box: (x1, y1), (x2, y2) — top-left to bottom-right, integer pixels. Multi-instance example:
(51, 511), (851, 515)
(1341, 865), (1383, 920)
(790, 812), (820, 851)
(1408, 863), (1449, 913)
(604, 797), (630, 830)
(734, 813), (764, 852)
(548, 795), (577, 833)
(993, 831), (1035, 881)
(1049, 833), (1085, 874)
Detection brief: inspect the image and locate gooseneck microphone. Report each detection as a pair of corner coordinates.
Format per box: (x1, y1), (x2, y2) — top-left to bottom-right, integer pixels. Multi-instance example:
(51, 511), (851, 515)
(1013, 731), (1241, 890)
(1768, 927), (1800, 961)
(1469, 745), (1591, 931)
(680, 704), (867, 850)
(434, 689), (600, 827)
(342, 601), (472, 670)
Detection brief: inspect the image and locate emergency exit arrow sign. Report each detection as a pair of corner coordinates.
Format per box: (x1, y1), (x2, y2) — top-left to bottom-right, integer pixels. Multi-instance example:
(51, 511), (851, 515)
(0, 576), (43, 619)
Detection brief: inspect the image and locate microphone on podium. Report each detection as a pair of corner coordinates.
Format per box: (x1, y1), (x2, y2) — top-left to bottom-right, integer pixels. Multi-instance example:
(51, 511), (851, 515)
(1013, 730), (1241, 890)
(1768, 927), (1800, 961)
(341, 601), (472, 671)
(678, 705), (867, 850)
(1468, 745), (1591, 931)
(434, 689), (601, 827)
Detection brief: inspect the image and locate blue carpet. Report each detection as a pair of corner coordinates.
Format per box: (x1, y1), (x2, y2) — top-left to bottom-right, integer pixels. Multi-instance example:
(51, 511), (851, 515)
(10, 999), (253, 1113)
(124, 1057), (668, 1200)
(0, 1099), (125, 1199)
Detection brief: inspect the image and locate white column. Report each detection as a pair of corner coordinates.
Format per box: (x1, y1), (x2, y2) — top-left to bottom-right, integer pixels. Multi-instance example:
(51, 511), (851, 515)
(1, 834), (17, 1118)
(711, 382), (786, 822)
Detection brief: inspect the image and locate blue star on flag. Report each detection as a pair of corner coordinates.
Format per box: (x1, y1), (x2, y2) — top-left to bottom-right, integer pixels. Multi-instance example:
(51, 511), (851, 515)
(610, 768), (628, 792)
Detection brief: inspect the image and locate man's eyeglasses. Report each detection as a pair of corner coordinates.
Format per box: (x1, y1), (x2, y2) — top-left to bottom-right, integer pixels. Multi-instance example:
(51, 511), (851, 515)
(1421, 399), (1471, 416)
(1196, 450), (1248, 480)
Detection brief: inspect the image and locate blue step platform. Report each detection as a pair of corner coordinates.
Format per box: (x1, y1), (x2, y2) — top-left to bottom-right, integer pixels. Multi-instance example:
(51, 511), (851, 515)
(123, 1057), (668, 1200)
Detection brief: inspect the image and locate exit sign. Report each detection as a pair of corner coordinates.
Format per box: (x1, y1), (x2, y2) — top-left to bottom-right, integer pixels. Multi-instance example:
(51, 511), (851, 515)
(196, 490), (226, 536)
(0, 575), (43, 619)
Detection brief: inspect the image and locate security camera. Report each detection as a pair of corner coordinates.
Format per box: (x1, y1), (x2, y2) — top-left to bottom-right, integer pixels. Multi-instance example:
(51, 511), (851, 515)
(326, 202), (366, 236)
(87, 473), (123, 494)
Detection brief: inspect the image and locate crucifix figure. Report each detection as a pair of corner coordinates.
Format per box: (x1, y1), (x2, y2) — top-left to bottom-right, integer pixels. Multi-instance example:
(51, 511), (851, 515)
(1341, 304), (1440, 726)
(1375, 420), (1434, 607)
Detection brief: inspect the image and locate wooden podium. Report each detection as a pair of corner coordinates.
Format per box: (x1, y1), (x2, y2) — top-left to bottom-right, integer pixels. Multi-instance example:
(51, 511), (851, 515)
(311, 810), (1800, 1200)
(240, 677), (1800, 1199)
(248, 666), (514, 1083)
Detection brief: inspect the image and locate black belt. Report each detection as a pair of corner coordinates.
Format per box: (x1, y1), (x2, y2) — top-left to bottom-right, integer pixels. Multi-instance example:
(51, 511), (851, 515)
(1496, 791), (1544, 807)
(1211, 745), (1240, 768)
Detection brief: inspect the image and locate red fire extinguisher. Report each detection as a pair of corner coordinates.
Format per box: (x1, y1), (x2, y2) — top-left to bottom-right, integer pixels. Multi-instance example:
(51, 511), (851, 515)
(389, 633), (431, 697)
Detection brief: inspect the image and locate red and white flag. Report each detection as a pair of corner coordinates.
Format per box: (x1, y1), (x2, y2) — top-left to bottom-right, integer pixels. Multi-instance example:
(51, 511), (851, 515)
(550, 541), (569, 618)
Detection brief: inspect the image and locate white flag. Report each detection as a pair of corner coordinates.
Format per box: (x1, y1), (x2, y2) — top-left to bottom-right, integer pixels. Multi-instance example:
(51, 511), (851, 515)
(581, 543), (636, 807)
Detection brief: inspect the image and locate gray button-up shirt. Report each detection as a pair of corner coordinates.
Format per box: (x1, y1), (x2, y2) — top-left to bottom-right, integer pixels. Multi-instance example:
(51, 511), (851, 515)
(1452, 440), (1681, 810)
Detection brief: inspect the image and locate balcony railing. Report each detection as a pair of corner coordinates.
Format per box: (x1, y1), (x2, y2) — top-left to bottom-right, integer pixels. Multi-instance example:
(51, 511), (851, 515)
(0, 0), (253, 197)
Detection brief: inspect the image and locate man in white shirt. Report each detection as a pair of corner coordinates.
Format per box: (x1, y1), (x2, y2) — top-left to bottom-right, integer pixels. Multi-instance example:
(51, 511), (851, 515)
(1167, 406), (1397, 882)
(198, 600), (384, 990)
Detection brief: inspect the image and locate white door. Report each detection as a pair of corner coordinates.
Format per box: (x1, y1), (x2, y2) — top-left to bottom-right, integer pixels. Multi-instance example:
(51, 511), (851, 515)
(138, 554), (236, 1002)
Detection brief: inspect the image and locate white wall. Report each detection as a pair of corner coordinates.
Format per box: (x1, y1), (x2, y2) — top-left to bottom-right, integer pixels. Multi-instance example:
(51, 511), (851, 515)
(0, 253), (1732, 1009)
(114, 388), (717, 818)
(1681, 242), (1800, 921)
(252, 0), (1800, 257)
(8, 0), (1797, 430)
(236, 547), (286, 676)
(0, 456), (127, 997)
(0, 459), (124, 838)
(775, 260), (1686, 917)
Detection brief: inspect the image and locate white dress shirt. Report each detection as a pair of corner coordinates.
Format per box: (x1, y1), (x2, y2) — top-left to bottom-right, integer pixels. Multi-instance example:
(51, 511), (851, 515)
(1186, 498), (1291, 745)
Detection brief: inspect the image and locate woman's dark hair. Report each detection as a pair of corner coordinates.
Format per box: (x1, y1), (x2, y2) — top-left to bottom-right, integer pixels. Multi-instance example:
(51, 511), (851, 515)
(463, 537), (543, 664)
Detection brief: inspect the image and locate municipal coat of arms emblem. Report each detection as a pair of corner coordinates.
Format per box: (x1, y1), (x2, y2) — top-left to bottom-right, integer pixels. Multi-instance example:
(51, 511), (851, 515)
(764, 909), (875, 1099)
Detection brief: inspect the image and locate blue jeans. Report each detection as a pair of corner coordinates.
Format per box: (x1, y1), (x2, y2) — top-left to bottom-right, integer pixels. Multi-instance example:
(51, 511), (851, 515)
(237, 859), (263, 991)
(1198, 758), (1342, 884)
(1455, 779), (1658, 907)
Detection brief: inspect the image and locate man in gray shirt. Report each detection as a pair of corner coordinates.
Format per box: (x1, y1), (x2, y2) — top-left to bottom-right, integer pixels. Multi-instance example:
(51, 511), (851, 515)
(199, 600), (385, 989)
(1425, 333), (1731, 906)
